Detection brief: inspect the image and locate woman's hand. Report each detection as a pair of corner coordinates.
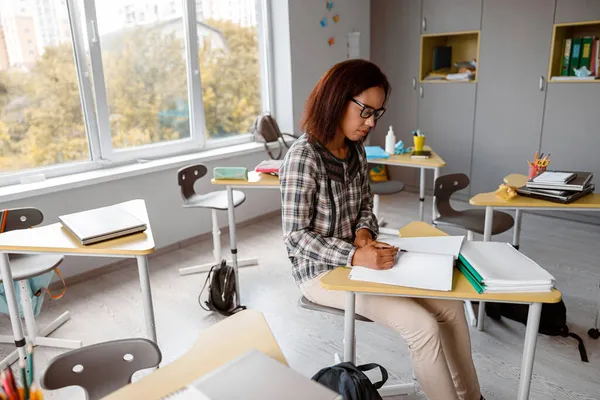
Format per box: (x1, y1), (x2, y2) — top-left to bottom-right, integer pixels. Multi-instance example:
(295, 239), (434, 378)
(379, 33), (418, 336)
(352, 242), (399, 270)
(354, 228), (374, 248)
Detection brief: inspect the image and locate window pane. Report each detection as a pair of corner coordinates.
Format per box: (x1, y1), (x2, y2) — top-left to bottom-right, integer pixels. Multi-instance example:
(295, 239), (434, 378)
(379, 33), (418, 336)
(198, 0), (262, 140)
(95, 1), (190, 150)
(0, 0), (90, 174)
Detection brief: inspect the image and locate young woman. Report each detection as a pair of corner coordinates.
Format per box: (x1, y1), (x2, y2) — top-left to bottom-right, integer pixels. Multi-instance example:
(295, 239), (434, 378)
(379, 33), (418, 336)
(280, 59), (484, 400)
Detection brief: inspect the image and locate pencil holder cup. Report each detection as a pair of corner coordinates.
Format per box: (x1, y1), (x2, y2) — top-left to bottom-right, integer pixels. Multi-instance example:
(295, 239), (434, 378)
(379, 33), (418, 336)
(528, 164), (546, 179)
(413, 136), (425, 152)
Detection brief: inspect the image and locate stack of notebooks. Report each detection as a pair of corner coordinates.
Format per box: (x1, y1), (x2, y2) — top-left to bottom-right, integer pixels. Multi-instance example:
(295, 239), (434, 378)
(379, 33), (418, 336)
(457, 242), (555, 293)
(516, 171), (594, 203)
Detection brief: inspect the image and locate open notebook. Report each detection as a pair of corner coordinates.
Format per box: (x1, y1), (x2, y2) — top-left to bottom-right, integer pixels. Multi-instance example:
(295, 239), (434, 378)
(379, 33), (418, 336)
(349, 236), (465, 291)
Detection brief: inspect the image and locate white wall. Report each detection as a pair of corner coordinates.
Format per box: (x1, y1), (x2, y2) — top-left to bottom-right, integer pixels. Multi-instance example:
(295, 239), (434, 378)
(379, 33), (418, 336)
(1, 0), (371, 280)
(288, 0), (371, 131)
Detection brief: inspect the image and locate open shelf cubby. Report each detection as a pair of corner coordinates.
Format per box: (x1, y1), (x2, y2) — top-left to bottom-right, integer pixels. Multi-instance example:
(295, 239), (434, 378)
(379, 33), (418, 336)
(548, 20), (600, 83)
(419, 30), (480, 83)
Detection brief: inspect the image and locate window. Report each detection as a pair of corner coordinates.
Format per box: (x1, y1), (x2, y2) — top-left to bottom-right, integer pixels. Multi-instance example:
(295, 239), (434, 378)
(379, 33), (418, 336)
(0, 0), (271, 185)
(0, 0), (90, 175)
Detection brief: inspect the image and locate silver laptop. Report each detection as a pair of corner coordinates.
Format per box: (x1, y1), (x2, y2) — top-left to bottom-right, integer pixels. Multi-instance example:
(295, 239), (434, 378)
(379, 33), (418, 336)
(59, 204), (147, 245)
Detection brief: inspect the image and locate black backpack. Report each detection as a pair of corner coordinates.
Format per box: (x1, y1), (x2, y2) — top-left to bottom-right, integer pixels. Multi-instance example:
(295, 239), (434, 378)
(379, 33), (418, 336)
(311, 362), (388, 400)
(198, 260), (246, 317)
(485, 300), (588, 362)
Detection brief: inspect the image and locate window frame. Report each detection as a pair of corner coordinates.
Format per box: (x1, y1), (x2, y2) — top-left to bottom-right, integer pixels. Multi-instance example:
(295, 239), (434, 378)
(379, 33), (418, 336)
(0, 0), (272, 187)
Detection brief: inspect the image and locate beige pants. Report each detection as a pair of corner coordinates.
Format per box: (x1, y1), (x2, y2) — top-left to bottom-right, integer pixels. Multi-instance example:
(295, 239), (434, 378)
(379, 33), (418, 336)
(300, 272), (481, 400)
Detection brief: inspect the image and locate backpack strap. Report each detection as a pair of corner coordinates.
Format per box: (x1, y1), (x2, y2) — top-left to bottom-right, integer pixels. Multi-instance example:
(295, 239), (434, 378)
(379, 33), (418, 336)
(357, 363), (389, 389)
(567, 332), (589, 362)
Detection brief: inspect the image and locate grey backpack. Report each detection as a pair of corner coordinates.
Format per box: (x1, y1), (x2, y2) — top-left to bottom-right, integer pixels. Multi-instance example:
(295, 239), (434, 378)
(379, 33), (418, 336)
(252, 113), (299, 160)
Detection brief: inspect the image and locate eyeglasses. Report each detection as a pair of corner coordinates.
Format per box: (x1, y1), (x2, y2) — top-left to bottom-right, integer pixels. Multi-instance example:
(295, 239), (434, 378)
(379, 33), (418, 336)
(351, 99), (386, 120)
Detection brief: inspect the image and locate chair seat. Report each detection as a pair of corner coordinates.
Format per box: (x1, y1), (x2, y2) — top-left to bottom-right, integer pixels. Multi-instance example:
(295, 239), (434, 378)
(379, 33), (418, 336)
(371, 180), (405, 195)
(183, 189), (246, 210)
(434, 209), (514, 236)
(0, 254), (64, 282)
(298, 296), (372, 322)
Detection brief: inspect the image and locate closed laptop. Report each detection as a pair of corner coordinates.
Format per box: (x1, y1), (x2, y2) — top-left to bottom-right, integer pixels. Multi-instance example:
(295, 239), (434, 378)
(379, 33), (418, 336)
(59, 205), (147, 245)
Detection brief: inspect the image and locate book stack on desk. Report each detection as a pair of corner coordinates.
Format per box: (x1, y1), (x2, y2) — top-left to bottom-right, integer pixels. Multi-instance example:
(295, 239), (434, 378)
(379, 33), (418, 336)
(516, 171), (594, 203)
(457, 242), (555, 294)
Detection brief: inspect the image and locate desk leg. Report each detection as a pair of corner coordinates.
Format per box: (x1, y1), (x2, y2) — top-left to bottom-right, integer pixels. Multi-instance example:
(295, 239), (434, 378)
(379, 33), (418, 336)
(512, 209), (522, 250)
(432, 167), (440, 222)
(343, 292), (356, 364)
(0, 253), (27, 364)
(517, 302), (542, 400)
(419, 167), (425, 221)
(478, 207), (495, 331)
(227, 185), (241, 307)
(136, 255), (157, 344)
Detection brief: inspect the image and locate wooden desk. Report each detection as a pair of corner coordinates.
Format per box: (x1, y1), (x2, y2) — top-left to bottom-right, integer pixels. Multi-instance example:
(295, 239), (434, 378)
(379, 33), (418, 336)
(104, 310), (287, 400)
(369, 146), (446, 222)
(0, 199), (157, 365)
(321, 221), (561, 400)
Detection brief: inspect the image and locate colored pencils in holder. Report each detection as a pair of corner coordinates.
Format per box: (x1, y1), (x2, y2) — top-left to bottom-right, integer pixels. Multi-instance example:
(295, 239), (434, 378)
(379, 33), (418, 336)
(27, 344), (34, 387)
(20, 359), (29, 400)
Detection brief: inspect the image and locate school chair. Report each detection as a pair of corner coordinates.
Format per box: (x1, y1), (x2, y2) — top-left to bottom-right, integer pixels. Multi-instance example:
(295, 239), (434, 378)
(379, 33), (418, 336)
(0, 207), (82, 370)
(41, 338), (161, 400)
(177, 164), (258, 276)
(298, 295), (418, 397)
(432, 173), (514, 326)
(371, 180), (405, 236)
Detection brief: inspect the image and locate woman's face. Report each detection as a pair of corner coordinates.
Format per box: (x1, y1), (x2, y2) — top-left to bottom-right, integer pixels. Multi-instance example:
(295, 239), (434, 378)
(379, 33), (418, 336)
(339, 86), (386, 142)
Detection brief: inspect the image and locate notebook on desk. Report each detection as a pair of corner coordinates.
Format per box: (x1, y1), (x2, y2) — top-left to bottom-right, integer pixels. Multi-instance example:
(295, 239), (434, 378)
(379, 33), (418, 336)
(162, 350), (341, 400)
(59, 204), (147, 245)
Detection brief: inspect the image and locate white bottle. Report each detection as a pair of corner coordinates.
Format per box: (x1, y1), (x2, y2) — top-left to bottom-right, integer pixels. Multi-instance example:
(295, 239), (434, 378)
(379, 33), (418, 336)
(385, 125), (396, 155)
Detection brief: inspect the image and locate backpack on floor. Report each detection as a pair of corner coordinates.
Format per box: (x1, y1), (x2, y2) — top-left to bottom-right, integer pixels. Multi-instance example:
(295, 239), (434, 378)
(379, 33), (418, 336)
(311, 362), (388, 400)
(485, 300), (588, 362)
(198, 260), (246, 317)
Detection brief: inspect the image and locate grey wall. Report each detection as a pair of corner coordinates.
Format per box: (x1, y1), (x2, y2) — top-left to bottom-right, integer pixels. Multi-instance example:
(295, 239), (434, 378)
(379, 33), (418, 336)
(288, 0), (371, 131)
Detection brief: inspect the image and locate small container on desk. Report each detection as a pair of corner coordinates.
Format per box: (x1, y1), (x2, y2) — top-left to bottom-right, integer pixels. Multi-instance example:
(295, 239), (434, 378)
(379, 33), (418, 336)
(528, 164), (547, 179)
(413, 135), (426, 152)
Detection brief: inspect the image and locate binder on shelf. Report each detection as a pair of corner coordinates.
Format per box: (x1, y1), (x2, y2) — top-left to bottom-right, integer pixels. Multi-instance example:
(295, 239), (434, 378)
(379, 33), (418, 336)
(569, 37), (583, 76)
(561, 38), (572, 76)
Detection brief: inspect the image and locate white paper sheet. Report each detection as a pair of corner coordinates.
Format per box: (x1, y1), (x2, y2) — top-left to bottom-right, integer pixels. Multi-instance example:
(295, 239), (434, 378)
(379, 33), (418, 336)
(350, 252), (454, 291)
(382, 236), (465, 257)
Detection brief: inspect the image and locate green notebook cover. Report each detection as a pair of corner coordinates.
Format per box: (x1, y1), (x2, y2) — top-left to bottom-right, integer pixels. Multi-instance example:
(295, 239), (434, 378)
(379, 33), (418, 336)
(569, 38), (583, 76)
(580, 36), (594, 70)
(457, 254), (484, 283)
(457, 261), (485, 294)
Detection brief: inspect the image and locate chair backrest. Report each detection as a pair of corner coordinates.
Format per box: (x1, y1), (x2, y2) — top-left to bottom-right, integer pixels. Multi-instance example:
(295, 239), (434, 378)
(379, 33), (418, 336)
(434, 173), (470, 217)
(0, 208), (43, 233)
(177, 164), (208, 200)
(41, 338), (162, 400)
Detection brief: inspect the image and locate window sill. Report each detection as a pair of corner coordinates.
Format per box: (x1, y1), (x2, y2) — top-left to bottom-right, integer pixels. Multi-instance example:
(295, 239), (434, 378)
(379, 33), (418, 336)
(0, 141), (268, 202)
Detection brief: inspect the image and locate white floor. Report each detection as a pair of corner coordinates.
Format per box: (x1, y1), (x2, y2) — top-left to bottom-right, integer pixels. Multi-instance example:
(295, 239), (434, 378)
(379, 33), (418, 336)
(1, 190), (599, 399)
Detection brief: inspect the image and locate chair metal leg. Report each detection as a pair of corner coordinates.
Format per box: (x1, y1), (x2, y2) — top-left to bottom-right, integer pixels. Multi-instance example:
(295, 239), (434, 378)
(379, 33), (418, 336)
(178, 208), (259, 276)
(464, 301), (477, 327)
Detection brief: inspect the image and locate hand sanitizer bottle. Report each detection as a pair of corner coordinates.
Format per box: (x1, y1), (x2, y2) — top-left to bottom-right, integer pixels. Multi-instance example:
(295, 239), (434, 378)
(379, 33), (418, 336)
(385, 125), (396, 155)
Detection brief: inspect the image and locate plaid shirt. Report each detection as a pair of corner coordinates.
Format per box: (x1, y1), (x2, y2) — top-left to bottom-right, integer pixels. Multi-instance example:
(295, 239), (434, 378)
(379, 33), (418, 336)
(280, 134), (379, 284)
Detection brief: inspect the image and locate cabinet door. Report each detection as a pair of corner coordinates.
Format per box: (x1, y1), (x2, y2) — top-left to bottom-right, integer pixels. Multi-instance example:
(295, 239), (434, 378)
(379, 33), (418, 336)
(541, 84), (600, 182)
(470, 0), (555, 196)
(555, 0), (600, 23)
(418, 83), (476, 196)
(422, 0), (482, 34)
(371, 0), (421, 187)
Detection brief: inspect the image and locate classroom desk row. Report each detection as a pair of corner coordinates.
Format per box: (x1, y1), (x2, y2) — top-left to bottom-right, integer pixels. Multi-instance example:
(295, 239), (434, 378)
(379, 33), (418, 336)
(108, 222), (561, 400)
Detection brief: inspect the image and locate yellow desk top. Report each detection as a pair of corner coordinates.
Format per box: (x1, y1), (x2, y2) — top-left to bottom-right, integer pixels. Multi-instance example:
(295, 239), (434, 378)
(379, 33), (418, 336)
(211, 171), (280, 186)
(470, 173), (600, 208)
(321, 221), (561, 304)
(0, 199), (155, 256)
(370, 146), (446, 168)
(105, 310), (287, 400)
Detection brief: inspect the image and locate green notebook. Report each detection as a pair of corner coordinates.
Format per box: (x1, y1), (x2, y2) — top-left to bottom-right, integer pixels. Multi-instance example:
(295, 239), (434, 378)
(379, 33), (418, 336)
(457, 259), (485, 294)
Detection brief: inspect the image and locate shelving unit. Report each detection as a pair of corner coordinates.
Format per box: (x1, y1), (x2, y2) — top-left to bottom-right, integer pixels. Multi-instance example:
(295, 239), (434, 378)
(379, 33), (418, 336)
(419, 30), (480, 83)
(548, 20), (600, 83)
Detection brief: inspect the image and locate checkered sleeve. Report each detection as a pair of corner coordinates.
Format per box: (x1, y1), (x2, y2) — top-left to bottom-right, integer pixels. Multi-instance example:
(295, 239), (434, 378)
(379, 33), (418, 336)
(280, 146), (356, 267)
(355, 147), (379, 239)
